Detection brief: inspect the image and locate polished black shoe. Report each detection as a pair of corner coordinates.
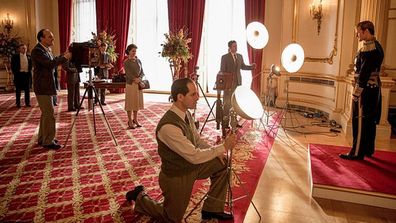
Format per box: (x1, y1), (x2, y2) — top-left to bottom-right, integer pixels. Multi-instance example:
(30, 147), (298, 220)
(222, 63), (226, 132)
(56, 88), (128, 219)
(101, 102), (107, 105)
(126, 185), (144, 202)
(53, 103), (58, 106)
(201, 210), (234, 220)
(26, 105), (31, 107)
(43, 142), (61, 149)
(236, 123), (243, 128)
(16, 105), (21, 108)
(68, 108), (76, 112)
(133, 120), (142, 128)
(339, 153), (364, 160)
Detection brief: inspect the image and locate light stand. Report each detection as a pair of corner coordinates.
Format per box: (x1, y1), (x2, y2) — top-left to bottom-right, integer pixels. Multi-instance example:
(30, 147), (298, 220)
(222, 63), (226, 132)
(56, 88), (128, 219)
(200, 72), (234, 136)
(185, 86), (263, 222)
(279, 43), (305, 131)
(199, 89), (223, 134)
(190, 66), (215, 129)
(63, 64), (118, 148)
(262, 64), (280, 126)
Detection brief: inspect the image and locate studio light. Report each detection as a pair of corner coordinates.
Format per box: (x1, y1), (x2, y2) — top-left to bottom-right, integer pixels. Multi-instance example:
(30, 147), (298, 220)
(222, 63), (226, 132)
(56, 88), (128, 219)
(231, 85), (264, 120)
(281, 43), (305, 73)
(269, 64), (281, 77)
(246, 22), (269, 49)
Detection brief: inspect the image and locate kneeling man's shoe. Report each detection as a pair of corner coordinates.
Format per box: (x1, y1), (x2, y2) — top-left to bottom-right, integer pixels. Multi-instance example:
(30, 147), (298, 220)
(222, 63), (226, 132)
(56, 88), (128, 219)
(43, 142), (61, 149)
(201, 210), (234, 220)
(339, 153), (364, 160)
(126, 185), (144, 202)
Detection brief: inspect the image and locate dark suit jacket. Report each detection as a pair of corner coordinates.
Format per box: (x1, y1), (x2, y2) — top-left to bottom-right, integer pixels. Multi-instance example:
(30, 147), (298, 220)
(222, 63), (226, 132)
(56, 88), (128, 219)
(11, 53), (32, 88)
(220, 52), (254, 87)
(31, 43), (67, 95)
(62, 61), (81, 84)
(96, 52), (110, 78)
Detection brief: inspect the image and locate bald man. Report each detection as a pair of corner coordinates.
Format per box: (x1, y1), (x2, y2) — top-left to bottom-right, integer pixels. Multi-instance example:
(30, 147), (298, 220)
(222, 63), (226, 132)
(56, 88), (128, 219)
(31, 28), (71, 149)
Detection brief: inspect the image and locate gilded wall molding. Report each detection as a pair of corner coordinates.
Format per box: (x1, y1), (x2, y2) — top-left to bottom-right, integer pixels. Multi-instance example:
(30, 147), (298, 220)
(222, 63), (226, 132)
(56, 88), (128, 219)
(293, 0), (340, 64)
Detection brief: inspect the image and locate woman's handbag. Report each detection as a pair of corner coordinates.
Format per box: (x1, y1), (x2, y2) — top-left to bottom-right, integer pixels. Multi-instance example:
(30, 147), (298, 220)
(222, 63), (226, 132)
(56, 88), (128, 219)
(138, 79), (150, 90)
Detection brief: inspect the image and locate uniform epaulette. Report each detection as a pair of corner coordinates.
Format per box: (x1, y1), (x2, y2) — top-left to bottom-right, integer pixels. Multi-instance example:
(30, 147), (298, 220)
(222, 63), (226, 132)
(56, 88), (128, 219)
(360, 39), (376, 52)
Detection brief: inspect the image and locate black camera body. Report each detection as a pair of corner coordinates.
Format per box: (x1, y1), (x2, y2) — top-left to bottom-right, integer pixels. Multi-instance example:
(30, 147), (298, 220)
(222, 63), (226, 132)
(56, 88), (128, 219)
(69, 41), (100, 72)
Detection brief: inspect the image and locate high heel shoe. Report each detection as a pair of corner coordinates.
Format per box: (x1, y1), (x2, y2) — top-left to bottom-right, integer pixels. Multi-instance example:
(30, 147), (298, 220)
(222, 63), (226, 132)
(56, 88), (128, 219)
(128, 121), (135, 129)
(133, 120), (142, 128)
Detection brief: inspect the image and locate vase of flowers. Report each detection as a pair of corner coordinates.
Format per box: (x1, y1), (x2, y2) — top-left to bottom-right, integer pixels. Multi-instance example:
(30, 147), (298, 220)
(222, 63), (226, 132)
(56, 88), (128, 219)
(91, 31), (117, 63)
(160, 28), (192, 81)
(0, 32), (22, 59)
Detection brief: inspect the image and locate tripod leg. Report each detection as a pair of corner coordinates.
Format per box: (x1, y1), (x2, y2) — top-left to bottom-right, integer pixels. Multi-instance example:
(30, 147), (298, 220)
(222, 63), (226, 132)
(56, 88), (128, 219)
(200, 101), (217, 135)
(231, 169), (261, 221)
(92, 90), (97, 135)
(197, 82), (215, 119)
(63, 87), (89, 148)
(92, 87), (118, 146)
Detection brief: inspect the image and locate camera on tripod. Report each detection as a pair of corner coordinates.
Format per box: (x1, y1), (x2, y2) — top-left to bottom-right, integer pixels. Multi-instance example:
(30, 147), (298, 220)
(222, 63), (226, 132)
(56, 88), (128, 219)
(214, 72), (234, 91)
(68, 41), (100, 72)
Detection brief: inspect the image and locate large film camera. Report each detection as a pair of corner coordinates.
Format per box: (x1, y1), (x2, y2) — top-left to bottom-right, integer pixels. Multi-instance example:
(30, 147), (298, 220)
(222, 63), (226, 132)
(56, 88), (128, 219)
(69, 41), (100, 72)
(214, 72), (234, 91)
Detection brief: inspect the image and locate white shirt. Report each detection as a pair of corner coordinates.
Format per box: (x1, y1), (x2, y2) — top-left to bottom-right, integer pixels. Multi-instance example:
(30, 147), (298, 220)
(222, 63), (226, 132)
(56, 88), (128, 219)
(157, 105), (225, 164)
(19, 53), (29, 72)
(232, 53), (237, 62)
(39, 42), (53, 59)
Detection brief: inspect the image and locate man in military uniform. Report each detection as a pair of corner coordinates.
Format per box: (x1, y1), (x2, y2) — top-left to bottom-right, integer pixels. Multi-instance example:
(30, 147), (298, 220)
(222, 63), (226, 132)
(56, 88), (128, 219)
(340, 20), (384, 160)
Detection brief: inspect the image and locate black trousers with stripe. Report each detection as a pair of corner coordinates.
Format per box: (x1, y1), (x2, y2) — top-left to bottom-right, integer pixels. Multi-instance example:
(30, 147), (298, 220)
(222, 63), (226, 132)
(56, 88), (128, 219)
(350, 87), (381, 157)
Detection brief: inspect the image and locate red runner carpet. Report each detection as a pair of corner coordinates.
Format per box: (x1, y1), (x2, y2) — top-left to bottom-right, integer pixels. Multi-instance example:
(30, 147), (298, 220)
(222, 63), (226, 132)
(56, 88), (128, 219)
(0, 93), (279, 222)
(309, 144), (396, 196)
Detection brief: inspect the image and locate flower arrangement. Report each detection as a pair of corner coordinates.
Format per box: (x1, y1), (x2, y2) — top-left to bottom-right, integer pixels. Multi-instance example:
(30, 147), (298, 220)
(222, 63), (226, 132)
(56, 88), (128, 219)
(160, 28), (192, 80)
(0, 32), (22, 58)
(91, 31), (117, 63)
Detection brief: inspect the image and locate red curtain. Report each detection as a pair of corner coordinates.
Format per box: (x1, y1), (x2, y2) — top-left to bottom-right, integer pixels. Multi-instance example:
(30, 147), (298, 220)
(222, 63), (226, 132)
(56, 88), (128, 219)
(168, 0), (205, 78)
(96, 0), (131, 74)
(58, 0), (72, 89)
(245, 0), (265, 95)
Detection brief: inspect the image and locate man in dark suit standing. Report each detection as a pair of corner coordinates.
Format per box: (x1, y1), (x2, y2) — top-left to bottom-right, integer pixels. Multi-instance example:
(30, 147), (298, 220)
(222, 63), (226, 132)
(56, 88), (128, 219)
(31, 29), (71, 149)
(220, 40), (255, 128)
(95, 42), (113, 105)
(63, 61), (82, 112)
(11, 44), (32, 108)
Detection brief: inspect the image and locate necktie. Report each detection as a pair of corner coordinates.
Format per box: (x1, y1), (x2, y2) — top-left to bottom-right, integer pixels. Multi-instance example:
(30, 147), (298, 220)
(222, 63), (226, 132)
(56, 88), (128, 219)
(185, 115), (190, 125)
(233, 54), (237, 63)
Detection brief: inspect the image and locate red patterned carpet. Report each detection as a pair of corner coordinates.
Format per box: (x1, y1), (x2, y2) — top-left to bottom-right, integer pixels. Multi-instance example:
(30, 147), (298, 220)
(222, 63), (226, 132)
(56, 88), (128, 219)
(0, 93), (279, 222)
(309, 143), (396, 196)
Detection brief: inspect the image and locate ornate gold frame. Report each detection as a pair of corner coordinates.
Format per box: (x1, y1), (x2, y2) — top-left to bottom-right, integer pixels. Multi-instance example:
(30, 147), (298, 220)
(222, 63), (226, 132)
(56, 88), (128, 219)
(293, 0), (340, 64)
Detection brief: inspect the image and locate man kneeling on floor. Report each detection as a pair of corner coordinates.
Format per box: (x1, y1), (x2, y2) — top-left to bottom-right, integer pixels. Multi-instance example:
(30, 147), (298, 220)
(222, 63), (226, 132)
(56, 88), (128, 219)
(126, 78), (236, 222)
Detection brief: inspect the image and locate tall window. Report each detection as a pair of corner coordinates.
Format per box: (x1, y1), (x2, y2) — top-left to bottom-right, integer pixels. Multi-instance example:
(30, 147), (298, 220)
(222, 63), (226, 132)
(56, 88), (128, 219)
(72, 0), (250, 93)
(71, 0), (97, 42)
(197, 0), (250, 94)
(127, 0), (170, 91)
(71, 0), (97, 82)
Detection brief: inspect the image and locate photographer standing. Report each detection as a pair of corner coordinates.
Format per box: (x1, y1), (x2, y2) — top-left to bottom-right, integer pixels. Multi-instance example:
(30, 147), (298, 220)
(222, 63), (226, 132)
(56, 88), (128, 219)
(31, 28), (71, 149)
(95, 42), (113, 105)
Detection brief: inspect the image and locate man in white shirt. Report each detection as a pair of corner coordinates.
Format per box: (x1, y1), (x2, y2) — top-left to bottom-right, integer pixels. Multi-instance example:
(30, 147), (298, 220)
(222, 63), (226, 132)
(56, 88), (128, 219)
(11, 44), (32, 108)
(126, 78), (236, 222)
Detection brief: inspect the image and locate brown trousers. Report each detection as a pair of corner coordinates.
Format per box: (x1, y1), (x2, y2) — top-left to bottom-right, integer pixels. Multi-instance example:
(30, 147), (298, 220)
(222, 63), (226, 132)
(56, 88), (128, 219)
(134, 158), (228, 222)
